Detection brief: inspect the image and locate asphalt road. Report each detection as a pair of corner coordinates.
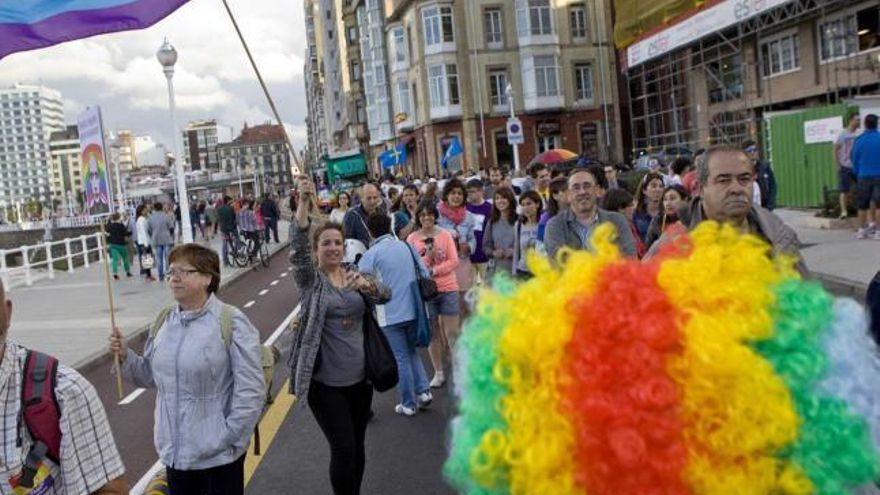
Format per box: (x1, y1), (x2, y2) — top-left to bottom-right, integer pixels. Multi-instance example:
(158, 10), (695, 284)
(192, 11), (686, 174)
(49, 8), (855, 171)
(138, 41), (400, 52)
(84, 245), (300, 488)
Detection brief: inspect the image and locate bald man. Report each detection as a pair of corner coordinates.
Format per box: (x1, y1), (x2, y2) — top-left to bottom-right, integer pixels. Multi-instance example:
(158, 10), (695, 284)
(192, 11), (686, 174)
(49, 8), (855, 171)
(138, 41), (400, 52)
(342, 182), (385, 247)
(0, 279), (127, 494)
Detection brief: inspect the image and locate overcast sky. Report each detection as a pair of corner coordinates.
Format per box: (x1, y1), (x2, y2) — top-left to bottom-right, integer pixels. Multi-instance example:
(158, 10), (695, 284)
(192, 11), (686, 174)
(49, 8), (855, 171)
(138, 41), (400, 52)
(0, 0), (308, 151)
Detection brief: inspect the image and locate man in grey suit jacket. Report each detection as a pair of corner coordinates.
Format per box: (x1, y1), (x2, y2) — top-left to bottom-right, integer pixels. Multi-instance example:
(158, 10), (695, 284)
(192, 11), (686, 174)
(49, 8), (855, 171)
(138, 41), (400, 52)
(147, 202), (175, 281)
(545, 167), (637, 259)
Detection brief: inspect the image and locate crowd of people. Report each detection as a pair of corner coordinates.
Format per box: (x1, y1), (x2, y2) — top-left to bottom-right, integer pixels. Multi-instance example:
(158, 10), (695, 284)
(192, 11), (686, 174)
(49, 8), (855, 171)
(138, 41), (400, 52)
(1, 131), (879, 495)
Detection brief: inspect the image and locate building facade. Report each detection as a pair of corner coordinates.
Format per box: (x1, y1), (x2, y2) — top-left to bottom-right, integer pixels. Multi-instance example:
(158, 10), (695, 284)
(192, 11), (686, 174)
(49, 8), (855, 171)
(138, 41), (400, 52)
(0, 84), (65, 210)
(382, 0), (623, 176)
(357, 0), (394, 160)
(620, 0), (880, 159)
(304, 0), (330, 166)
(181, 120), (230, 171)
(217, 123), (293, 192)
(48, 125), (83, 212)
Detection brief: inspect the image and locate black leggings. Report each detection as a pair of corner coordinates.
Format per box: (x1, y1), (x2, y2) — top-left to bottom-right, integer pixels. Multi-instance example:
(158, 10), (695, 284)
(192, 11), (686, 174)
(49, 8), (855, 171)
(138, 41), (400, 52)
(308, 380), (373, 495)
(167, 453), (245, 495)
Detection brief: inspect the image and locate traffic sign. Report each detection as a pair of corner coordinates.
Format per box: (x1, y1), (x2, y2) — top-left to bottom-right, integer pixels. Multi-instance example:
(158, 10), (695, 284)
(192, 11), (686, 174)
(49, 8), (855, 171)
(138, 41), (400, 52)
(507, 117), (524, 145)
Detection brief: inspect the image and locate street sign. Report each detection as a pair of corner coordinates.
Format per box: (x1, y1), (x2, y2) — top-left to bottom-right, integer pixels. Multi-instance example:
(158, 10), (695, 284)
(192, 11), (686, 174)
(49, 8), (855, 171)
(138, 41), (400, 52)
(507, 117), (524, 145)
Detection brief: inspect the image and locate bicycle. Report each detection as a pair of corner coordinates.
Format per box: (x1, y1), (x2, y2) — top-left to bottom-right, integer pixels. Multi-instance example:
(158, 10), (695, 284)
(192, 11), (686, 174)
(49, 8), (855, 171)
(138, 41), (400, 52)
(223, 231), (249, 268)
(242, 231), (270, 268)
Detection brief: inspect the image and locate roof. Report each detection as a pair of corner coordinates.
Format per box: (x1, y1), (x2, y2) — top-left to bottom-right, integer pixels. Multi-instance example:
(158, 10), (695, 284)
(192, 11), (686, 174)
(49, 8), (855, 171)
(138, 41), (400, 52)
(227, 123), (286, 146)
(49, 124), (78, 142)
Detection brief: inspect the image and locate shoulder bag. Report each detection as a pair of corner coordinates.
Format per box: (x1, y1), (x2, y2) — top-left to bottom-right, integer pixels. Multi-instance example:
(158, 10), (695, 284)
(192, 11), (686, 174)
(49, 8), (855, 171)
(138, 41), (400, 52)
(361, 297), (398, 392)
(406, 243), (438, 301)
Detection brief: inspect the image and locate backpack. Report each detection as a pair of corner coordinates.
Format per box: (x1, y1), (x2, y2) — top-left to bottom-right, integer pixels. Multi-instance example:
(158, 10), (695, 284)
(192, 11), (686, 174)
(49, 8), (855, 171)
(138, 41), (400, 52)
(18, 350), (62, 489)
(151, 304), (280, 455)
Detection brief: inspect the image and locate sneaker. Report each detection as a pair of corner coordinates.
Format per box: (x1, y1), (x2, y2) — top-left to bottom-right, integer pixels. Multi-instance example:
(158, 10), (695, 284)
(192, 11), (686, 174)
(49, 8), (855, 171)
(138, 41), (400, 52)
(113, 274), (119, 280)
(394, 404), (417, 416)
(874, 230), (880, 241)
(417, 391), (433, 409)
(857, 228), (870, 239)
(430, 372), (445, 388)
(126, 272), (133, 277)
(839, 212), (848, 219)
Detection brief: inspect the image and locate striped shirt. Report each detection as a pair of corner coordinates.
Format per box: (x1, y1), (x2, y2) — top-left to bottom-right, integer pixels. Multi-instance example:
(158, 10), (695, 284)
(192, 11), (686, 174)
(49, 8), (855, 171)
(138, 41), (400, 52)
(238, 209), (258, 233)
(0, 343), (125, 494)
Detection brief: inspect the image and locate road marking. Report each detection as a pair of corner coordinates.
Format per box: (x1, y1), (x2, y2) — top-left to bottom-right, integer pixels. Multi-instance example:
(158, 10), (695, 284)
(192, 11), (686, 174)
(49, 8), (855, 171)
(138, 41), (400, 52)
(244, 300), (256, 309)
(118, 388), (146, 405)
(270, 280), (279, 286)
(130, 460), (164, 495)
(258, 289), (269, 296)
(244, 379), (296, 486)
(130, 304), (302, 495)
(279, 272), (287, 277)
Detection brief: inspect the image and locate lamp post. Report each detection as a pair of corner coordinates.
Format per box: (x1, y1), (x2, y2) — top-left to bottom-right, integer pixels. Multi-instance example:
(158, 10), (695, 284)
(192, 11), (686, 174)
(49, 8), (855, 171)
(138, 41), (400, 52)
(157, 38), (193, 243)
(505, 83), (522, 174)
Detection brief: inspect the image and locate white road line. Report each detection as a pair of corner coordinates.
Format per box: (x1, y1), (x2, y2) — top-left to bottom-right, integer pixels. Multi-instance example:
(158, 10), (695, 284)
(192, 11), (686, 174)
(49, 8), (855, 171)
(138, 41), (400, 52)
(279, 272), (288, 278)
(118, 388), (146, 406)
(270, 280), (279, 286)
(130, 304), (302, 495)
(243, 300), (256, 309)
(258, 289), (269, 296)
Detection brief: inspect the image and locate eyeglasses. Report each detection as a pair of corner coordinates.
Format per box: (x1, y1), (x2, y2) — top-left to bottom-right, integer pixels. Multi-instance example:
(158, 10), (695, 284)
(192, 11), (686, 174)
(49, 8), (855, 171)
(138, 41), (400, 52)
(166, 268), (201, 279)
(745, 146), (758, 153)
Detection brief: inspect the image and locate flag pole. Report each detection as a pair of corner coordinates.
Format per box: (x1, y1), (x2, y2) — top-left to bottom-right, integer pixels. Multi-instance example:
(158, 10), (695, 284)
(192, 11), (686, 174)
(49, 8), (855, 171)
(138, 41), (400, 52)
(219, 0), (306, 175)
(99, 219), (125, 400)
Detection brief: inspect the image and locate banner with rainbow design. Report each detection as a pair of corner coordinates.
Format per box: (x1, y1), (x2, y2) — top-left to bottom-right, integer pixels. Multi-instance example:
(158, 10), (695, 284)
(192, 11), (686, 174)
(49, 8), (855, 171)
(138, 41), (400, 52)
(447, 222), (880, 495)
(0, 0), (191, 60)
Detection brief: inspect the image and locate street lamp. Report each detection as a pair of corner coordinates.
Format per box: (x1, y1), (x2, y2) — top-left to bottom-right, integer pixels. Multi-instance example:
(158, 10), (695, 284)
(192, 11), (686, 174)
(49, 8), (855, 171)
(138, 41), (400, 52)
(157, 38), (193, 243)
(505, 83), (521, 174)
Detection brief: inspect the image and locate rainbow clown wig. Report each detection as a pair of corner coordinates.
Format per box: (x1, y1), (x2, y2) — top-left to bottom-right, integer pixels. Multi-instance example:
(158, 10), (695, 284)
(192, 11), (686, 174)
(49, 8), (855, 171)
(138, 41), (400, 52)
(445, 222), (880, 495)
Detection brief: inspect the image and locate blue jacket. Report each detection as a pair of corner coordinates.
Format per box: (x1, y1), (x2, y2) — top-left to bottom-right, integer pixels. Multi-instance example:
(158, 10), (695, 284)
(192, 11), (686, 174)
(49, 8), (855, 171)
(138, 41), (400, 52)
(358, 234), (430, 327)
(852, 129), (880, 179)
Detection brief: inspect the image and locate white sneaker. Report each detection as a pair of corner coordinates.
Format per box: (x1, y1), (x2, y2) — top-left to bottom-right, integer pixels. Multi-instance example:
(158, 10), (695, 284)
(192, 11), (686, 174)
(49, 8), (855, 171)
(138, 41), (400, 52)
(857, 228), (870, 239)
(874, 230), (880, 240)
(429, 372), (445, 388)
(417, 391), (433, 409)
(394, 404), (417, 416)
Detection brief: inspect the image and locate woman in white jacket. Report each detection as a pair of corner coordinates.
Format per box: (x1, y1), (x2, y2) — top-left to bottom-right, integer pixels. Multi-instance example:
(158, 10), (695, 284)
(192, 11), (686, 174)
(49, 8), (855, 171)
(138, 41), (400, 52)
(135, 204), (155, 281)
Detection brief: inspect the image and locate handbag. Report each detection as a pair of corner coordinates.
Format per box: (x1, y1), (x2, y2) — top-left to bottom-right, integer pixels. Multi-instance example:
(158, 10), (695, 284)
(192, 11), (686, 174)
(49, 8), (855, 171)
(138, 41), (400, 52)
(407, 243), (438, 301)
(141, 251), (155, 270)
(409, 281), (432, 347)
(362, 298), (398, 392)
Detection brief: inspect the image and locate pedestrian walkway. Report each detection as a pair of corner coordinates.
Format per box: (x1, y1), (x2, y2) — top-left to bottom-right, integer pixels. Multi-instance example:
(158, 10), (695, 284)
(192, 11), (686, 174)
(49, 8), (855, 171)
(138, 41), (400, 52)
(775, 209), (880, 297)
(5, 220), (290, 368)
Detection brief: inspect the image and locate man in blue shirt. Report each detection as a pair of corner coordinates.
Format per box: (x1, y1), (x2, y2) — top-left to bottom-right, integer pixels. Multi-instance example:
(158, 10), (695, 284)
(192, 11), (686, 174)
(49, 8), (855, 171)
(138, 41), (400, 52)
(358, 213), (432, 416)
(852, 114), (880, 240)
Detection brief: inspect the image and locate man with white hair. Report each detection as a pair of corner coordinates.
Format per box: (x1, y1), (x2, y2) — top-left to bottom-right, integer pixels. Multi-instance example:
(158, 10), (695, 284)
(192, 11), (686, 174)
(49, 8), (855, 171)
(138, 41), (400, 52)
(342, 182), (384, 249)
(0, 279), (127, 494)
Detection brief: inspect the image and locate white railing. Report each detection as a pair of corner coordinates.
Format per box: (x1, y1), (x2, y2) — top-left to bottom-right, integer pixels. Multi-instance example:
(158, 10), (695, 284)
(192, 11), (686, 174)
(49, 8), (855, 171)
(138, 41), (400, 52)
(0, 232), (105, 289)
(0, 215), (100, 233)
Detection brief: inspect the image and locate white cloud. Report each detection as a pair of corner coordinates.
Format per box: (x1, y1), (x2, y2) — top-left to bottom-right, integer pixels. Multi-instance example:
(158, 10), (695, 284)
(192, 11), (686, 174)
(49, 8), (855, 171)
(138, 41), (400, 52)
(0, 0), (307, 149)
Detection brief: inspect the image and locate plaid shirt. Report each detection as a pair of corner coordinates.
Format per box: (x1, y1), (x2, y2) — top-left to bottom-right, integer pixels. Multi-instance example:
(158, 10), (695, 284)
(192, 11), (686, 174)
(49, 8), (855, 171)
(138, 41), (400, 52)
(0, 343), (125, 494)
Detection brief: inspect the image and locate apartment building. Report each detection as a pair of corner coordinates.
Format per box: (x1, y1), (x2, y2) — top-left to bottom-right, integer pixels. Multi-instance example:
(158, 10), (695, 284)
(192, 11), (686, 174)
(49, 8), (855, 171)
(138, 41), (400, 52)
(620, 0), (880, 157)
(48, 125), (83, 210)
(181, 119), (231, 171)
(304, 0), (329, 166)
(217, 123), (293, 189)
(383, 0), (622, 176)
(0, 84), (65, 208)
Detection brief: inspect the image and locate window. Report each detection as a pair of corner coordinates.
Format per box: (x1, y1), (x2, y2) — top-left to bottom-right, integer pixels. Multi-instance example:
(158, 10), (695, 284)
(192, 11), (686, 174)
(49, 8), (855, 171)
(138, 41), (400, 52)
(350, 60), (361, 81)
(570, 4), (587, 40)
(818, 5), (879, 62)
(761, 33), (799, 76)
(489, 70), (509, 107)
(423, 5), (455, 47)
(707, 53), (743, 103)
(533, 55), (559, 97)
(348, 26), (358, 45)
(427, 64), (460, 107)
(392, 27), (407, 64)
(485, 8), (503, 47)
(574, 64), (593, 101)
(396, 80), (412, 118)
(517, 0), (553, 37)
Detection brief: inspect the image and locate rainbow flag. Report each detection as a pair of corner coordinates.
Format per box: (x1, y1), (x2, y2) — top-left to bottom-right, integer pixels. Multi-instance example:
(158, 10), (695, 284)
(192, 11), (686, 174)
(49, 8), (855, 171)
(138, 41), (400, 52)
(0, 0), (191, 60)
(447, 223), (880, 495)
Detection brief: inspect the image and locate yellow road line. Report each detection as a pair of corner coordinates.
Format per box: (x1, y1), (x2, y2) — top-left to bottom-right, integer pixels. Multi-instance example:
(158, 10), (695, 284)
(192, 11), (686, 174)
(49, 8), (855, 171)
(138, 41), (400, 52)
(244, 379), (297, 485)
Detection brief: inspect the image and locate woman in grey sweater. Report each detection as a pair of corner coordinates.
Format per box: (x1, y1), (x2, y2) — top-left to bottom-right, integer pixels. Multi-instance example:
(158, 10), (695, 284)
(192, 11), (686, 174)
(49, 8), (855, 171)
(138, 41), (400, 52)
(288, 177), (390, 495)
(482, 187), (518, 280)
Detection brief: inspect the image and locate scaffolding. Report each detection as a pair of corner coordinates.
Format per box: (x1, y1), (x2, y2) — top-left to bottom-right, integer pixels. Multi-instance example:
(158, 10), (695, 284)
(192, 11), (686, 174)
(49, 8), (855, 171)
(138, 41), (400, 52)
(624, 0), (865, 160)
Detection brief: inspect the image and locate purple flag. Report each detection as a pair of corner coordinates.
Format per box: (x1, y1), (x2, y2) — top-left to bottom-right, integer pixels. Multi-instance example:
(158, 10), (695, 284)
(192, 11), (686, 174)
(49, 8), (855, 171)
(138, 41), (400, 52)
(0, 0), (192, 60)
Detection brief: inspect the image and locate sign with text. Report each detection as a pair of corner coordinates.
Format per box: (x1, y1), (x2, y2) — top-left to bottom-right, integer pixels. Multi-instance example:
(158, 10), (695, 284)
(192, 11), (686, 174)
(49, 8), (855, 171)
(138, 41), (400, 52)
(804, 117), (844, 144)
(77, 107), (113, 217)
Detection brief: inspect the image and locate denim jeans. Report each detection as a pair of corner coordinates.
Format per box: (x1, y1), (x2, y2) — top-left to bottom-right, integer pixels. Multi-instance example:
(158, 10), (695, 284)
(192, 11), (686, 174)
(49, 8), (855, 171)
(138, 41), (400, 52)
(382, 320), (430, 410)
(155, 244), (171, 280)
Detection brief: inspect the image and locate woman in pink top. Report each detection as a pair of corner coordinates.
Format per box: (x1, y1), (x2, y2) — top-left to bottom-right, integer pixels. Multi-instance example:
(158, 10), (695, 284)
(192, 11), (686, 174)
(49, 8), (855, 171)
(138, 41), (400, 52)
(407, 202), (459, 388)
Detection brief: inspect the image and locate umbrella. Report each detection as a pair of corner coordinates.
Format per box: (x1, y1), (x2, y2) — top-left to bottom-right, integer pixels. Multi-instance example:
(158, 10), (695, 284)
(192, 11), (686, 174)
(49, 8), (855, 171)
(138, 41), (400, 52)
(530, 149), (578, 166)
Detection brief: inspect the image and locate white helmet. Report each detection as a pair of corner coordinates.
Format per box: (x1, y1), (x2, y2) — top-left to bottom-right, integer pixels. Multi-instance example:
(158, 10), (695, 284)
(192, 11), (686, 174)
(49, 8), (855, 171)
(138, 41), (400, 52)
(344, 238), (367, 265)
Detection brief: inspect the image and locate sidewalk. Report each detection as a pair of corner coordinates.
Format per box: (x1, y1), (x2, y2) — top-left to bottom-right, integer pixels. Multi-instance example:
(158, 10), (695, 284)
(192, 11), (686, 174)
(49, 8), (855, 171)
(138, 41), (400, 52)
(775, 209), (880, 298)
(5, 220), (290, 368)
